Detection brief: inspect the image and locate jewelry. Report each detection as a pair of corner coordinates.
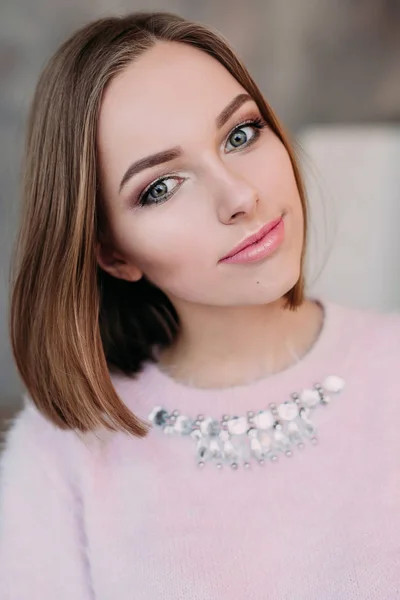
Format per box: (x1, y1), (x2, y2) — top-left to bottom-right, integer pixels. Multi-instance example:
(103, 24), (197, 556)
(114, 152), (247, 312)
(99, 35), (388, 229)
(148, 375), (345, 470)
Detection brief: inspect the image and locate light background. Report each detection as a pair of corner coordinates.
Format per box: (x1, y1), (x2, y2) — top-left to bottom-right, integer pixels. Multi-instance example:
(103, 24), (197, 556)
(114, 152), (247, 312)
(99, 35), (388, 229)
(1, 0), (399, 408)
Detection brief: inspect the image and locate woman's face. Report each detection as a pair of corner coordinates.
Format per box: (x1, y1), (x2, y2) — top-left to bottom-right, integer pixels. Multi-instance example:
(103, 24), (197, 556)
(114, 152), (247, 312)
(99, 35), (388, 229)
(97, 42), (304, 310)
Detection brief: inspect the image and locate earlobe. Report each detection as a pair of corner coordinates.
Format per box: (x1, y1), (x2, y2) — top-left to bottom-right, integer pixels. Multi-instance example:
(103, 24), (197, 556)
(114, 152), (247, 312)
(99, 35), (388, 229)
(96, 243), (143, 282)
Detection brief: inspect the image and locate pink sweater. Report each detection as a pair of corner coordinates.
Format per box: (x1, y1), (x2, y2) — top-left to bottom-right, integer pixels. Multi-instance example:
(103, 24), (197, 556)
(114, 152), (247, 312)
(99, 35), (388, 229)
(1, 302), (400, 599)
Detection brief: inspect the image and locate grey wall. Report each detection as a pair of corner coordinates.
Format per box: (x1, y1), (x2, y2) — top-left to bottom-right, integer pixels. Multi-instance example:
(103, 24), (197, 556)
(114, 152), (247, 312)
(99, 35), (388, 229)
(1, 0), (399, 406)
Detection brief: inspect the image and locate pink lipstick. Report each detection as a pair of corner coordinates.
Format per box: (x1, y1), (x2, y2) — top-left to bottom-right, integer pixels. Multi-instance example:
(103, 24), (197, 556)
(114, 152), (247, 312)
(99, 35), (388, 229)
(220, 217), (284, 264)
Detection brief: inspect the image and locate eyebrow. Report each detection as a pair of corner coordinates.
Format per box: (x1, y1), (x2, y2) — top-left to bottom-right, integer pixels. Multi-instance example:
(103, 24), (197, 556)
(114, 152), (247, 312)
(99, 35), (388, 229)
(119, 92), (254, 193)
(119, 148), (182, 193)
(215, 93), (253, 129)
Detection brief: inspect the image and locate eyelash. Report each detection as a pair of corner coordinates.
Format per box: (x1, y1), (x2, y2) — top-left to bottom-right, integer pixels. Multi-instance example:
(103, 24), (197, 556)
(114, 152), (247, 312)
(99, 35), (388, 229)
(137, 116), (267, 207)
(226, 116), (267, 151)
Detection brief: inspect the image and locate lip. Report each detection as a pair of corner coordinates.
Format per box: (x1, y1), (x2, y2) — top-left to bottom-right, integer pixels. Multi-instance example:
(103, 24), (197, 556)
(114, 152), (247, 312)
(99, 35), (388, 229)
(219, 217), (284, 264)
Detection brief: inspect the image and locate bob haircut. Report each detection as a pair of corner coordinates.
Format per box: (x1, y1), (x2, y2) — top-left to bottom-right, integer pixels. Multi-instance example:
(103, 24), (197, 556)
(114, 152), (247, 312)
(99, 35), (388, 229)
(10, 12), (307, 438)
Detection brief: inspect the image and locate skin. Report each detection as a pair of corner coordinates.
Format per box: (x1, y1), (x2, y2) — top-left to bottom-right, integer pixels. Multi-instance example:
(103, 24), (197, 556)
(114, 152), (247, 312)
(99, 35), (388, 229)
(97, 41), (323, 388)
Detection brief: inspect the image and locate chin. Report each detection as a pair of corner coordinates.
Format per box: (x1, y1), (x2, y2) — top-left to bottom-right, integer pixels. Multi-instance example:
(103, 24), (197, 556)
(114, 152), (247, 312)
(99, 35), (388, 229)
(252, 263), (302, 306)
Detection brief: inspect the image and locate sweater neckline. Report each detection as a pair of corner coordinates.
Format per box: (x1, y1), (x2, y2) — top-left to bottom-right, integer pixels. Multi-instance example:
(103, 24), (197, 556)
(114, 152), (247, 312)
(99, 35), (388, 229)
(135, 300), (342, 417)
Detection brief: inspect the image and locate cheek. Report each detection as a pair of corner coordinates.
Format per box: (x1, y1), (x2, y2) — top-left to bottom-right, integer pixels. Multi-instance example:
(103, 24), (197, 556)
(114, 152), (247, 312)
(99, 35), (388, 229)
(267, 147), (304, 237)
(264, 143), (300, 202)
(256, 142), (304, 248)
(112, 201), (214, 285)
(238, 135), (302, 213)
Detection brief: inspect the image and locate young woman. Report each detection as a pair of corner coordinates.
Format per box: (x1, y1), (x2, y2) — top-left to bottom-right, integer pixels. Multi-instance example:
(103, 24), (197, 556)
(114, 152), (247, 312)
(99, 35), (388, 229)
(1, 11), (399, 600)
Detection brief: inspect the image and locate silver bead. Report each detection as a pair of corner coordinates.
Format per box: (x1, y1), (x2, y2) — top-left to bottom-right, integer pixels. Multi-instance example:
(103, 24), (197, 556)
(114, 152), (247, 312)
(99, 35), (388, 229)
(297, 442), (305, 450)
(216, 463), (223, 470)
(231, 462), (238, 470)
(198, 461), (205, 469)
(197, 414), (204, 422)
(320, 394), (331, 405)
(222, 415), (229, 422)
(285, 450), (292, 457)
(172, 410), (179, 417)
(271, 455), (278, 462)
(244, 462), (251, 469)
(311, 437), (318, 445)
(247, 411), (255, 419)
(259, 459), (265, 466)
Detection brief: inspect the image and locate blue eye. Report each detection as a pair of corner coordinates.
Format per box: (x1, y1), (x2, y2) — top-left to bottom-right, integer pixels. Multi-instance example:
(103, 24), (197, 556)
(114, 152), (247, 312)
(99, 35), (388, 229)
(139, 176), (185, 207)
(225, 118), (266, 152)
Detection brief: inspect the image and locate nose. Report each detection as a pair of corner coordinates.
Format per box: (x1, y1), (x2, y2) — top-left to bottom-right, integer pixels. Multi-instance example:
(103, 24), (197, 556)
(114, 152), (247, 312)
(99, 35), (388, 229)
(210, 161), (259, 225)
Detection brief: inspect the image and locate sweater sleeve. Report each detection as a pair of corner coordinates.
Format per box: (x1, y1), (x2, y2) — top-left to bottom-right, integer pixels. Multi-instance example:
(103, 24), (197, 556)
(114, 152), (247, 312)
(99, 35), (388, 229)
(0, 403), (94, 600)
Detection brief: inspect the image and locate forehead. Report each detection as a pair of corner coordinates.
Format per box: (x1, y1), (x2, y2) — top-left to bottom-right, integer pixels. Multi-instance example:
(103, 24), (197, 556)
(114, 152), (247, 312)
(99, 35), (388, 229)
(98, 42), (246, 156)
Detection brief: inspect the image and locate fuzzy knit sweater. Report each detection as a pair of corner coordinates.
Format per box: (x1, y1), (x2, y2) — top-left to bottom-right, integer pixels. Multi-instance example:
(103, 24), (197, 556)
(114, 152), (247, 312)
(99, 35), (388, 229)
(1, 302), (400, 600)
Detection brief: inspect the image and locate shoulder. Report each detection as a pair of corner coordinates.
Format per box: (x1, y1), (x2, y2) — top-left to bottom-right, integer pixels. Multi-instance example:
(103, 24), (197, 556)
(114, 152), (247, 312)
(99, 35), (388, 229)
(109, 365), (158, 419)
(326, 301), (400, 372)
(336, 302), (400, 345)
(1, 398), (84, 488)
(332, 301), (400, 333)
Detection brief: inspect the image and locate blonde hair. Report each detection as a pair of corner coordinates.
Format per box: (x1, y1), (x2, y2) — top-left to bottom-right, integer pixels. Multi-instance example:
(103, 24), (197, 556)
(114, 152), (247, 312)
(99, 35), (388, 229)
(10, 12), (307, 438)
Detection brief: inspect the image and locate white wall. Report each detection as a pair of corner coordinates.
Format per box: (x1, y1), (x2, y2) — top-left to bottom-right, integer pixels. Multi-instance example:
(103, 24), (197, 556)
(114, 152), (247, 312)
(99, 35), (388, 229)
(301, 125), (400, 311)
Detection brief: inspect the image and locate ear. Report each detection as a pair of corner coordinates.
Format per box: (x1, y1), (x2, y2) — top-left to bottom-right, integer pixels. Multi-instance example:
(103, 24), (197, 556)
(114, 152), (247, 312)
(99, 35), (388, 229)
(96, 241), (143, 282)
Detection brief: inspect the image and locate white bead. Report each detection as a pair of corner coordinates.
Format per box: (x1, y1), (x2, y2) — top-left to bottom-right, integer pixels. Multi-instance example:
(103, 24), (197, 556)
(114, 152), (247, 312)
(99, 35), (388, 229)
(273, 429), (291, 452)
(258, 431), (272, 451)
(287, 421), (302, 442)
(247, 427), (258, 439)
(200, 417), (220, 437)
(250, 438), (264, 460)
(209, 439), (222, 459)
(227, 416), (248, 436)
(219, 430), (230, 442)
(174, 415), (192, 435)
(323, 375), (345, 394)
(223, 440), (238, 460)
(300, 389), (320, 407)
(278, 401), (299, 421)
(253, 410), (274, 430)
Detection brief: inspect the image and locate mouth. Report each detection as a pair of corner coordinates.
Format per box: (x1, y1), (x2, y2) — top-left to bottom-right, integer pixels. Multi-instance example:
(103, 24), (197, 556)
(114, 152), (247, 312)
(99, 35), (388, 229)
(219, 216), (285, 264)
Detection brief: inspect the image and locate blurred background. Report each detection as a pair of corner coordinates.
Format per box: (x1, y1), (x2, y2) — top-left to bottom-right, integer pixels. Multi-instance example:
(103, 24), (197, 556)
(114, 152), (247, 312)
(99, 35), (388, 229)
(1, 0), (400, 426)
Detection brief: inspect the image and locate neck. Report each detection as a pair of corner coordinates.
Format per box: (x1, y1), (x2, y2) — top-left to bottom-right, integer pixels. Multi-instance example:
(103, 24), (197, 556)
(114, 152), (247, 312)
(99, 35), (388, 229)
(160, 297), (324, 388)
